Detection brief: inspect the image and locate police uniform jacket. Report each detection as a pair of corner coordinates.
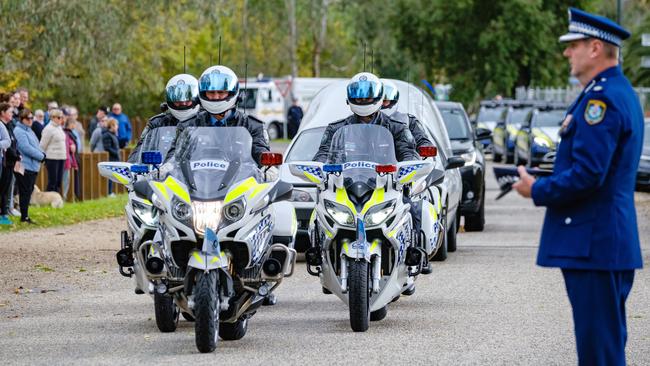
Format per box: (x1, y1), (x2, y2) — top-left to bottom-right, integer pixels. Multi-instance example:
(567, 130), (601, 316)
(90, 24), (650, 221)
(166, 110), (269, 166)
(532, 66), (644, 270)
(128, 112), (179, 163)
(389, 111), (433, 149)
(313, 112), (419, 163)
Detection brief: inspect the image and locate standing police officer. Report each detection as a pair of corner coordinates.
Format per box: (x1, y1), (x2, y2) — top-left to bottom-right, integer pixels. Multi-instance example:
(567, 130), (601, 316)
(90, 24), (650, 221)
(513, 8), (644, 365)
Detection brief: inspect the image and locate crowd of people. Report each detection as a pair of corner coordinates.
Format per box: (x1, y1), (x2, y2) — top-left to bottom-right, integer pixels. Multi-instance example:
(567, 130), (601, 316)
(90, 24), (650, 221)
(0, 88), (133, 225)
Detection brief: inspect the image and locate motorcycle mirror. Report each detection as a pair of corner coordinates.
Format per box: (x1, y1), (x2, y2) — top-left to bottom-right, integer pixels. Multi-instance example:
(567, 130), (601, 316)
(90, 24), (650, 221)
(475, 128), (492, 141)
(418, 146), (437, 158)
(261, 152), (283, 166)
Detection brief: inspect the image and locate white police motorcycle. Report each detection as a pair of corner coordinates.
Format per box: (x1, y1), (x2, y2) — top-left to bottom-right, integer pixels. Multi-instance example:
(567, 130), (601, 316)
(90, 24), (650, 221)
(289, 124), (441, 331)
(100, 126), (297, 353)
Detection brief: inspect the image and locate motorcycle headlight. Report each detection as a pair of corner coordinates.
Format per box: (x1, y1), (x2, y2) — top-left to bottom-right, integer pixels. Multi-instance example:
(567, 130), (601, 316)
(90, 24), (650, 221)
(533, 136), (551, 148)
(324, 200), (354, 226)
(223, 199), (246, 222)
(364, 200), (396, 226)
(132, 201), (157, 226)
(192, 200), (223, 236)
(460, 151), (477, 167)
(290, 189), (314, 202)
(172, 198), (192, 222)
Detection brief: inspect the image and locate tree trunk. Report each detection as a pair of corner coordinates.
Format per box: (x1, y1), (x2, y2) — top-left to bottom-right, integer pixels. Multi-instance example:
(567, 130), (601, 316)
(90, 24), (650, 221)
(312, 0), (329, 77)
(286, 0), (298, 80)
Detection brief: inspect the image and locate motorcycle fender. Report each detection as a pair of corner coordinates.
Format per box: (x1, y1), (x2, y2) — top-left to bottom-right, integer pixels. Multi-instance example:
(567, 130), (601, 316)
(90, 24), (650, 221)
(341, 240), (372, 262)
(187, 249), (229, 271)
(421, 200), (441, 256)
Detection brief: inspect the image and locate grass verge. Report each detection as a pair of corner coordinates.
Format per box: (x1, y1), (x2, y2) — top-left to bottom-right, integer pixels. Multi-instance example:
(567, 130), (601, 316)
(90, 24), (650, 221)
(0, 194), (127, 232)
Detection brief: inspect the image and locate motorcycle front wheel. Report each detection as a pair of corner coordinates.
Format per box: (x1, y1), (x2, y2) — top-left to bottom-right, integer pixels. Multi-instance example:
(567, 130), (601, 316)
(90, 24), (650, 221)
(348, 260), (370, 332)
(193, 271), (220, 353)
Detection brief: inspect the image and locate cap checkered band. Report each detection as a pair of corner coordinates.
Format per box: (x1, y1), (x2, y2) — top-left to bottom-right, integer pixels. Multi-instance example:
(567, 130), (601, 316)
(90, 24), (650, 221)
(397, 164), (424, 179)
(297, 165), (323, 179)
(569, 21), (622, 46)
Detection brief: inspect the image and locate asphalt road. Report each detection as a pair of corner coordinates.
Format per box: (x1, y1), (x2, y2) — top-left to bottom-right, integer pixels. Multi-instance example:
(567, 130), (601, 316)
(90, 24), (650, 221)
(1, 161), (649, 365)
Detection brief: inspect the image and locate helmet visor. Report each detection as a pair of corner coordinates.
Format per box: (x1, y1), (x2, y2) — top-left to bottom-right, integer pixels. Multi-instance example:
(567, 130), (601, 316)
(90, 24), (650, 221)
(383, 83), (399, 101)
(347, 81), (382, 105)
(199, 72), (238, 92)
(166, 83), (197, 103)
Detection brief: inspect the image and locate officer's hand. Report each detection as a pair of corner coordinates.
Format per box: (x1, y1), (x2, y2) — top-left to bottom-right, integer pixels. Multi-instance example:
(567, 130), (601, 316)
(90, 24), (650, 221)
(513, 165), (535, 198)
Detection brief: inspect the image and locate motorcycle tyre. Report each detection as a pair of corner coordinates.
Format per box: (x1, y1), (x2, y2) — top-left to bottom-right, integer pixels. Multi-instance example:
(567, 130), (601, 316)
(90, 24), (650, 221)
(348, 260), (370, 332)
(194, 271), (220, 353)
(154, 292), (179, 333)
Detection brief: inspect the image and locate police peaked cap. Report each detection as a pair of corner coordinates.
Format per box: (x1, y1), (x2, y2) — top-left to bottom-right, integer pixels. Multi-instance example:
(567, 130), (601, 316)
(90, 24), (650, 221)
(559, 7), (630, 47)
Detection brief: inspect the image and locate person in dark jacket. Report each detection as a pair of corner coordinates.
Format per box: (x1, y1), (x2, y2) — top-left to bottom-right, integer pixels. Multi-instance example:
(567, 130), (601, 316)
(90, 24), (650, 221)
(31, 109), (45, 140)
(128, 74), (201, 163)
(109, 103), (132, 148)
(0, 102), (19, 225)
(166, 65), (269, 166)
(380, 79), (433, 149)
(88, 106), (108, 136)
(14, 109), (46, 224)
(313, 73), (418, 163)
(287, 98), (303, 139)
(102, 118), (120, 196)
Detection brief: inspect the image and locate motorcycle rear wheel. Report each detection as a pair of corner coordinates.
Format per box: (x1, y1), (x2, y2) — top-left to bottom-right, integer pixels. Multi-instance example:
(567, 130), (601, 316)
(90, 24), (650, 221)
(348, 260), (370, 332)
(194, 271), (220, 353)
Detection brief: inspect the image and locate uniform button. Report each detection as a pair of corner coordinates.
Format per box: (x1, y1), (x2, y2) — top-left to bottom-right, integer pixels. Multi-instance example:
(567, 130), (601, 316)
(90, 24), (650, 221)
(565, 217), (572, 225)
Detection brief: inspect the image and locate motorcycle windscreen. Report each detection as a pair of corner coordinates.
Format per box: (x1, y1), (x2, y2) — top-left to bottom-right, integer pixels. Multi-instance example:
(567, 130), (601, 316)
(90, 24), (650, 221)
(139, 126), (177, 163)
(170, 126), (261, 200)
(326, 124), (397, 188)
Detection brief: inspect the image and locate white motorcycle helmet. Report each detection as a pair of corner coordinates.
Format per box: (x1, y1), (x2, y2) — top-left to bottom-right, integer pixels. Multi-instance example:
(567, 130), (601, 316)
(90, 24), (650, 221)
(380, 79), (399, 111)
(165, 74), (200, 122)
(198, 65), (239, 114)
(346, 72), (384, 117)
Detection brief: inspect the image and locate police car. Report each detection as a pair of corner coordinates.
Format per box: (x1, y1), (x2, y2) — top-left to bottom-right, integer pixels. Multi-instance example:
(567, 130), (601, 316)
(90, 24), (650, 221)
(492, 101), (534, 163)
(474, 99), (516, 151)
(514, 102), (568, 167)
(637, 119), (650, 191)
(279, 80), (463, 256)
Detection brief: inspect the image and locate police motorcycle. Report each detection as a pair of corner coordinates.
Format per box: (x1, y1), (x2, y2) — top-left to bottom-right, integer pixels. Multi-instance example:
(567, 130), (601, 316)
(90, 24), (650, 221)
(289, 124), (440, 332)
(100, 126), (297, 353)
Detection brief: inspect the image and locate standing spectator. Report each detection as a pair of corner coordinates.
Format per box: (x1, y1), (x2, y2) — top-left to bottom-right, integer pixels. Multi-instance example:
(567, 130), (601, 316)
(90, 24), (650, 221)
(14, 109), (45, 224)
(16, 87), (29, 112)
(90, 115), (107, 152)
(44, 101), (59, 125)
(62, 118), (79, 201)
(102, 118), (120, 197)
(40, 109), (67, 192)
(287, 97), (303, 138)
(0, 102), (20, 225)
(64, 106), (84, 153)
(32, 109), (45, 140)
(0, 104), (10, 178)
(9, 92), (21, 121)
(88, 106), (108, 135)
(109, 103), (132, 148)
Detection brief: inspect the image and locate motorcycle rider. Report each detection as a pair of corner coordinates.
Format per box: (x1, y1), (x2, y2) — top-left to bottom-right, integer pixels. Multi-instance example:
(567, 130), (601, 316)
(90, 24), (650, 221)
(313, 73), (432, 282)
(128, 74), (201, 162)
(166, 65), (269, 166)
(380, 79), (433, 149)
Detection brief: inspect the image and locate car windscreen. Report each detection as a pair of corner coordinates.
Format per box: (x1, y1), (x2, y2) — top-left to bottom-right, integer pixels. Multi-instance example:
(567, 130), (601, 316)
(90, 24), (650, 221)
(535, 109), (565, 127)
(477, 106), (504, 122)
(286, 127), (326, 162)
(439, 108), (471, 140)
(139, 126), (177, 162)
(510, 108), (532, 124)
(645, 123), (650, 145)
(170, 126), (260, 200)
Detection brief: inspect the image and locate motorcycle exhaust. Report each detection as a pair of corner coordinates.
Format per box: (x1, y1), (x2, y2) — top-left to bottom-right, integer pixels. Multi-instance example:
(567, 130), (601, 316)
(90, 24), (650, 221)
(145, 243), (165, 275)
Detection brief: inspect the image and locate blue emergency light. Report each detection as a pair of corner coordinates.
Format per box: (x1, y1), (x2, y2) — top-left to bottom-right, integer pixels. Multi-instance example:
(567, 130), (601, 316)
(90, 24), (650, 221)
(141, 151), (163, 165)
(130, 165), (150, 174)
(322, 164), (343, 173)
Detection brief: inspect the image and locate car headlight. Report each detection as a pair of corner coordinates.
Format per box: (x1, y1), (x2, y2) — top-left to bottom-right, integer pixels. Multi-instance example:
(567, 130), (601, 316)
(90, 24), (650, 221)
(364, 200), (396, 226)
(132, 201), (157, 226)
(290, 189), (314, 202)
(191, 200), (222, 236)
(223, 199), (246, 222)
(324, 200), (354, 226)
(172, 198), (192, 222)
(460, 151), (476, 166)
(533, 136), (551, 148)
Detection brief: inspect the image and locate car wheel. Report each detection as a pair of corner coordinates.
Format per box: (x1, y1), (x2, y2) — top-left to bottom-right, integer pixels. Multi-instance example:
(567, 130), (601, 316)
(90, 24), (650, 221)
(446, 214), (457, 253)
(267, 122), (282, 140)
(465, 187), (485, 232)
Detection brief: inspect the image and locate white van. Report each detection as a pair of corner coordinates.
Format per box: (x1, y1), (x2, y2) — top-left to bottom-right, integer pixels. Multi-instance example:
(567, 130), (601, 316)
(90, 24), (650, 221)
(238, 79), (286, 140)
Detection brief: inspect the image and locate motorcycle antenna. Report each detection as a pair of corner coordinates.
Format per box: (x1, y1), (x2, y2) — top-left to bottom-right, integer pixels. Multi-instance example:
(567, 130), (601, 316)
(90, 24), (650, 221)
(183, 45), (186, 73)
(363, 41), (367, 72)
(218, 35), (222, 64)
(242, 62), (248, 116)
(370, 48), (374, 74)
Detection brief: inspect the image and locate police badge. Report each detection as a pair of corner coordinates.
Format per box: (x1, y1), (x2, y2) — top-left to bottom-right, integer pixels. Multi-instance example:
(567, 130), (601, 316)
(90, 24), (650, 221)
(584, 99), (607, 125)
